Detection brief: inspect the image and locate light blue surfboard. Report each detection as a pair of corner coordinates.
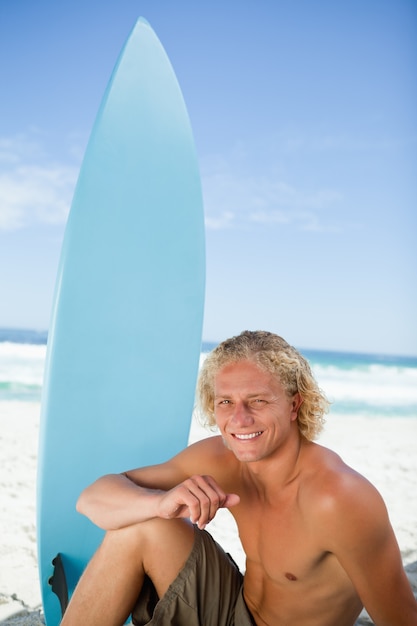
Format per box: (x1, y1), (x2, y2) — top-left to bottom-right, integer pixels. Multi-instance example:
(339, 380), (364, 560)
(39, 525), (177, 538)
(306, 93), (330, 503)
(37, 18), (205, 626)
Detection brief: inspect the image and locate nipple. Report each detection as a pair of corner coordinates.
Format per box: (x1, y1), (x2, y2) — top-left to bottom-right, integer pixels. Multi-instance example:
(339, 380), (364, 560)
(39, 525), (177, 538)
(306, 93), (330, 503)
(285, 572), (297, 581)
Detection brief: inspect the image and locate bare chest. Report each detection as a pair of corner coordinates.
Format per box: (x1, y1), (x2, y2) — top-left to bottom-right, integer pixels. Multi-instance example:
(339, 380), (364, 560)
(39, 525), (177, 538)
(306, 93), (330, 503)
(236, 499), (327, 583)
(233, 501), (361, 625)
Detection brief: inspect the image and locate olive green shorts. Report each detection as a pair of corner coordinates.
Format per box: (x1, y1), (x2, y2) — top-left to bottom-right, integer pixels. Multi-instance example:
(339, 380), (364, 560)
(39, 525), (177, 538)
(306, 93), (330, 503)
(131, 526), (254, 625)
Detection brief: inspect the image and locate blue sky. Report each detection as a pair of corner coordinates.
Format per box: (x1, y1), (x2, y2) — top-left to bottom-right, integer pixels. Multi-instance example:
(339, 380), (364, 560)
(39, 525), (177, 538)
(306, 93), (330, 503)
(0, 0), (416, 355)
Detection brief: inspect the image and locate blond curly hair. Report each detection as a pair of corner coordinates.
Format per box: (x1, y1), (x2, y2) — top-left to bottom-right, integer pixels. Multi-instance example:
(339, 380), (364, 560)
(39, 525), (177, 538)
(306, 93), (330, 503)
(197, 330), (329, 441)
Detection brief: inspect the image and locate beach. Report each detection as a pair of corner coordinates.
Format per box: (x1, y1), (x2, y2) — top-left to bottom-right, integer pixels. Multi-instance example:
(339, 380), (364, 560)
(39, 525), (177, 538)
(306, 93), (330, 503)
(0, 399), (416, 625)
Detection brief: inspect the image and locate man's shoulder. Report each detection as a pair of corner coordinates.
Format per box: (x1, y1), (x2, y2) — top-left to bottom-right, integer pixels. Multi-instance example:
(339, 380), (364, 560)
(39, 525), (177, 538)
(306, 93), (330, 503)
(187, 433), (226, 453)
(180, 434), (237, 472)
(302, 442), (388, 538)
(304, 442), (378, 497)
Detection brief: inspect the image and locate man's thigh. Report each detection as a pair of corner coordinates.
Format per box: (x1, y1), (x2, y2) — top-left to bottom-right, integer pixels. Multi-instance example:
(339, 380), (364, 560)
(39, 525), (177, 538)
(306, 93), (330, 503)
(132, 527), (245, 626)
(140, 518), (196, 598)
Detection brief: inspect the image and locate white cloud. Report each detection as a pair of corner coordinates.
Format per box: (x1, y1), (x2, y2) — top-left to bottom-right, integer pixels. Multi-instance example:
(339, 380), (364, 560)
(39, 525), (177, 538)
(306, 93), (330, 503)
(0, 134), (79, 231)
(201, 159), (342, 232)
(205, 210), (236, 230)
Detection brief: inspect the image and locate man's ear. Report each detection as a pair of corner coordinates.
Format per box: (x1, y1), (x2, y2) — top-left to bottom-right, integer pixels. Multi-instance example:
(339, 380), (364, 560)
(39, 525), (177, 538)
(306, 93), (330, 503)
(291, 393), (303, 420)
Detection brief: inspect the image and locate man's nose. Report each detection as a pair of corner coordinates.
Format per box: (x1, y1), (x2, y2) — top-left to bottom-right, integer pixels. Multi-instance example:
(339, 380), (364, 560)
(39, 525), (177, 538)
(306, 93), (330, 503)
(231, 402), (254, 426)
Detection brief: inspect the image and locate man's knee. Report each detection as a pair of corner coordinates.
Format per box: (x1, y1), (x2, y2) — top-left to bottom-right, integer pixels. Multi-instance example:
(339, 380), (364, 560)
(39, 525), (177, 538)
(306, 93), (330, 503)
(139, 517), (194, 546)
(100, 518), (194, 579)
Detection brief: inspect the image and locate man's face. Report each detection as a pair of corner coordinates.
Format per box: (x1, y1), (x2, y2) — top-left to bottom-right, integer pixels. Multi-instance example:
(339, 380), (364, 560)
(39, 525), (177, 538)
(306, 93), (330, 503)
(213, 359), (301, 463)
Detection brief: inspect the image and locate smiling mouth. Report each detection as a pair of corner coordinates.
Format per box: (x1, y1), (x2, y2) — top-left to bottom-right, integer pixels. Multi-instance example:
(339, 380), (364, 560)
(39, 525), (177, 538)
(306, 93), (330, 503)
(233, 431), (263, 440)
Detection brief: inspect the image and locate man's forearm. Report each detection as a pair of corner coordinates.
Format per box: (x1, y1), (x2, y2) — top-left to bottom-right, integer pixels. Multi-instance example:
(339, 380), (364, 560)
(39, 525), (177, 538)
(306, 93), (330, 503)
(76, 473), (164, 530)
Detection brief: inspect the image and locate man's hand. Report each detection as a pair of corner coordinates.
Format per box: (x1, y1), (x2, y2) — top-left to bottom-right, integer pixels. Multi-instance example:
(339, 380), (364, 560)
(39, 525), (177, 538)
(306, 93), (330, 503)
(156, 474), (240, 529)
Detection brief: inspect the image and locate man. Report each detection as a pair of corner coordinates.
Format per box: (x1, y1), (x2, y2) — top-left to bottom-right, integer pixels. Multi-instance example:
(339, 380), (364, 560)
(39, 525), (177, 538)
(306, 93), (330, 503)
(61, 330), (417, 625)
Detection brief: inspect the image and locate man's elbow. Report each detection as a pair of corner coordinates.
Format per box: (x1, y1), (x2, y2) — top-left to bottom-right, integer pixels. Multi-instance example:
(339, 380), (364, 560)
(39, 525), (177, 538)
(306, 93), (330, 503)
(75, 489), (89, 517)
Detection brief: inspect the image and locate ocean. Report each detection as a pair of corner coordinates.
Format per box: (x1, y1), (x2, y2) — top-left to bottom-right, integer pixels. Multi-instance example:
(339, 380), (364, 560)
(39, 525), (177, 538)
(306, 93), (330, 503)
(1, 328), (416, 419)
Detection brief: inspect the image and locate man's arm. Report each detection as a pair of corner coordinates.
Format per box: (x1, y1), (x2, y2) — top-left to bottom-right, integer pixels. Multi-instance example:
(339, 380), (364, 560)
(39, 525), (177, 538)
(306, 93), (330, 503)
(76, 437), (240, 531)
(322, 472), (417, 625)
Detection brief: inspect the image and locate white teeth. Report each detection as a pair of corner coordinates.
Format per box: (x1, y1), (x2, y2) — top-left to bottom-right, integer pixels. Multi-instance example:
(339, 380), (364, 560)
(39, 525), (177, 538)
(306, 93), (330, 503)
(234, 431), (262, 440)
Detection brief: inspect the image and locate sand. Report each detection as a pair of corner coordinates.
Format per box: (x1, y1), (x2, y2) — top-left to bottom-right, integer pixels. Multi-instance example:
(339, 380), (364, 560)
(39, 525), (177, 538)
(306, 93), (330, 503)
(0, 400), (416, 625)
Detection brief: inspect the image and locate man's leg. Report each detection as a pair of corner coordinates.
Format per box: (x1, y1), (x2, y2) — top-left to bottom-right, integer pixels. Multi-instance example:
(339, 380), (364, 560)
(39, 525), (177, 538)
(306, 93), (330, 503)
(61, 518), (195, 626)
